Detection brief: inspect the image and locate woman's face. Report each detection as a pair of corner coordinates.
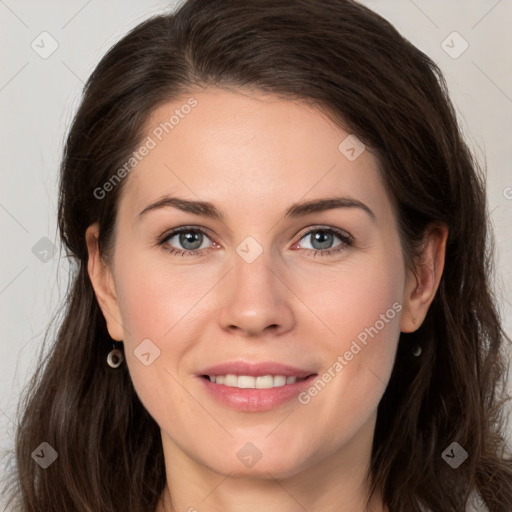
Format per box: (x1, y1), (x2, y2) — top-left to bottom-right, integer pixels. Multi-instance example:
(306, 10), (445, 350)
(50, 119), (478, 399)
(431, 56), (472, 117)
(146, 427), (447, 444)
(88, 87), (426, 480)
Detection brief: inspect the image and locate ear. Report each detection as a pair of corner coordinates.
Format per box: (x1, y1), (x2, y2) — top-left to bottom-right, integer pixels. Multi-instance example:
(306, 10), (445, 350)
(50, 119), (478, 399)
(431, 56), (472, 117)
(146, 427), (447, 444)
(400, 222), (449, 333)
(85, 223), (124, 341)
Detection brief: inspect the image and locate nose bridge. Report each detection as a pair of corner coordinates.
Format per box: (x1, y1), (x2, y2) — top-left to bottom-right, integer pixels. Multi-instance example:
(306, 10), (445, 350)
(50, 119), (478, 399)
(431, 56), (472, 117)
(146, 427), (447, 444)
(234, 238), (275, 293)
(217, 235), (295, 336)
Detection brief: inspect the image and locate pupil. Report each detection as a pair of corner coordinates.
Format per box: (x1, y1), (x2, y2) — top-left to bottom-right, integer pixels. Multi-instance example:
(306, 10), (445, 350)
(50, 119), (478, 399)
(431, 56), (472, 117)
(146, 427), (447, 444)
(180, 231), (202, 250)
(313, 231), (332, 250)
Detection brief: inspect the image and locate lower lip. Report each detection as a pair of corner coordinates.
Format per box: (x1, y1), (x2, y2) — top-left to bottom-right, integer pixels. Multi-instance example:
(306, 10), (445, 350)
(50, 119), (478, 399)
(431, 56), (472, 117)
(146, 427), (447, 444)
(198, 375), (317, 412)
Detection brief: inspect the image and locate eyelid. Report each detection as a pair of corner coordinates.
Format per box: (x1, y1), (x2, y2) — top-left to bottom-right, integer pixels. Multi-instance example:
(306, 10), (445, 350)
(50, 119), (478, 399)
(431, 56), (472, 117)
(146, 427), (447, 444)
(295, 224), (353, 242)
(158, 224), (214, 243)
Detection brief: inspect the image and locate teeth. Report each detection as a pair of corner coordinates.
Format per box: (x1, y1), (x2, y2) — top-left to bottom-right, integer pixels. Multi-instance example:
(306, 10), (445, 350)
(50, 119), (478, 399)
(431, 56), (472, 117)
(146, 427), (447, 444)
(224, 374), (238, 387)
(208, 374), (300, 389)
(273, 375), (286, 387)
(255, 375), (274, 388)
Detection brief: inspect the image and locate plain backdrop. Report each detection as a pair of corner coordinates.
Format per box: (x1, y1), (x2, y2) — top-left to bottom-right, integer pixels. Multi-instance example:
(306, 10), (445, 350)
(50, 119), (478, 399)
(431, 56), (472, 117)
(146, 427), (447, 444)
(1, 1), (511, 510)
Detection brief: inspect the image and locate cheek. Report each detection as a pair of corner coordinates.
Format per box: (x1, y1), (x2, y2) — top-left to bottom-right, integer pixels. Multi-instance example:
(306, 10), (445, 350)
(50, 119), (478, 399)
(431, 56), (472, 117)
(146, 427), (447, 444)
(299, 247), (404, 354)
(110, 252), (218, 424)
(298, 251), (405, 418)
(112, 261), (198, 436)
(113, 250), (214, 344)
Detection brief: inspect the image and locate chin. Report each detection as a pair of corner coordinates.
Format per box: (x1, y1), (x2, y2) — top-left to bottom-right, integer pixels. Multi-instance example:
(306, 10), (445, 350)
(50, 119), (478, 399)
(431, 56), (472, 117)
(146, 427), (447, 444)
(200, 445), (313, 480)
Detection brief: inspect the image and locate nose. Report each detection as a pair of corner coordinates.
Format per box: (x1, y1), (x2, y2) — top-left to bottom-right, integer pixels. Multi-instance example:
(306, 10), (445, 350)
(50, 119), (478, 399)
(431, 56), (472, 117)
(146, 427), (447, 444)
(217, 247), (296, 338)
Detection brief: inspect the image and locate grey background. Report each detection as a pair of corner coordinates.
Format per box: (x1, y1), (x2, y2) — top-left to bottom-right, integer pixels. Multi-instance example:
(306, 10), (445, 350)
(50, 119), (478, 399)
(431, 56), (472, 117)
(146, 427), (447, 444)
(1, 1), (511, 510)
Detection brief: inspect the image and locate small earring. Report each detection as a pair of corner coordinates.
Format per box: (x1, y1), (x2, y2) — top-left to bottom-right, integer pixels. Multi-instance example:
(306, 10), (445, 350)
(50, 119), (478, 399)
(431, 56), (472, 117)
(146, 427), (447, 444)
(107, 346), (124, 368)
(412, 345), (422, 357)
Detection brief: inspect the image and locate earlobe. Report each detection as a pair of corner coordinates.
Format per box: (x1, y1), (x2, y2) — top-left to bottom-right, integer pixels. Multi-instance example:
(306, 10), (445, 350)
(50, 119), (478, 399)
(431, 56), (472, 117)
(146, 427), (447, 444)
(400, 223), (449, 333)
(85, 223), (124, 341)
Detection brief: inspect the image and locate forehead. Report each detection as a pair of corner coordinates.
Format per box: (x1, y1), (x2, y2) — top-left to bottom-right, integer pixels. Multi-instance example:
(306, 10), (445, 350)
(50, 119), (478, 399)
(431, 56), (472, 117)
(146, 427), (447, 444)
(118, 87), (388, 222)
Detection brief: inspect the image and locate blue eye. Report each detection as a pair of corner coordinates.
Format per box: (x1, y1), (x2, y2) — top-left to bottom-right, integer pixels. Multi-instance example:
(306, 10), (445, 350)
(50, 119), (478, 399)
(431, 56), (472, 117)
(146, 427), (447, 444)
(295, 227), (353, 257)
(158, 227), (212, 257)
(158, 226), (353, 257)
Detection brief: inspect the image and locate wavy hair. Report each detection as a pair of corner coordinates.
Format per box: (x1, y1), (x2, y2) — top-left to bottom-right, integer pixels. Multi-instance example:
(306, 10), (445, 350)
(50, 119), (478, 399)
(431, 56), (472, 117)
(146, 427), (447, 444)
(4, 0), (511, 510)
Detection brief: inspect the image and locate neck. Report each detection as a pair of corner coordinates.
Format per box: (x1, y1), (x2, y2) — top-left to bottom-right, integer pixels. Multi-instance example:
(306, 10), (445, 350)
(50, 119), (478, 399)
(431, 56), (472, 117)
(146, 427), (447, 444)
(158, 484), (386, 512)
(158, 481), (386, 512)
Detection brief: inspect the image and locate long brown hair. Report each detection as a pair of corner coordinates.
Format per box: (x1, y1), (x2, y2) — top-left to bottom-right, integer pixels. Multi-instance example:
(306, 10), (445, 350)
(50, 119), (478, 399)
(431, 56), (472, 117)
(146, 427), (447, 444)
(4, 0), (511, 510)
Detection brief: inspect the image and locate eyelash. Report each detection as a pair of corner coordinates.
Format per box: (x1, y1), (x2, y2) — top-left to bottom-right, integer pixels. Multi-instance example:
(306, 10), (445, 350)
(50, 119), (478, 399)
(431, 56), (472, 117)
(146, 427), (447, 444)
(157, 225), (353, 258)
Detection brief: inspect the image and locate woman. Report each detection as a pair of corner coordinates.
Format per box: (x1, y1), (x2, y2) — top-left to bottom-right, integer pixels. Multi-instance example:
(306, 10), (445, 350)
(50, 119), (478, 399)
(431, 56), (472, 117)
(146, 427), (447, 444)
(4, 0), (511, 511)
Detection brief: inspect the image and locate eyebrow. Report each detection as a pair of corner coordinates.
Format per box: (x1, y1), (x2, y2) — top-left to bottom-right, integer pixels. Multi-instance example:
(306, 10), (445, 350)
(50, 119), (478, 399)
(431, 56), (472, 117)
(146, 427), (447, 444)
(138, 195), (376, 222)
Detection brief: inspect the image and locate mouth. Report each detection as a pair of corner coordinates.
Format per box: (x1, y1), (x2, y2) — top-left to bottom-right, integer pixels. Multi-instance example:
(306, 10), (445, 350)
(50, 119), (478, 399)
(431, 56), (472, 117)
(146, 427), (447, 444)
(196, 361), (318, 411)
(200, 374), (311, 388)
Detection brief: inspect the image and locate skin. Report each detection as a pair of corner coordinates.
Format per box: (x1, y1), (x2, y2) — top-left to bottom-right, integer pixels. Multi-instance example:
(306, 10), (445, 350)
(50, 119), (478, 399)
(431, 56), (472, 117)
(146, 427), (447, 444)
(86, 87), (448, 512)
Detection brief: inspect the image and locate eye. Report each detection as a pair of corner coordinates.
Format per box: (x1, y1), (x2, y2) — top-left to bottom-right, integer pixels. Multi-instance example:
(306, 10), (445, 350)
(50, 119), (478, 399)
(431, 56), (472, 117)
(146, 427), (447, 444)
(293, 227), (353, 257)
(158, 227), (215, 257)
(158, 225), (353, 257)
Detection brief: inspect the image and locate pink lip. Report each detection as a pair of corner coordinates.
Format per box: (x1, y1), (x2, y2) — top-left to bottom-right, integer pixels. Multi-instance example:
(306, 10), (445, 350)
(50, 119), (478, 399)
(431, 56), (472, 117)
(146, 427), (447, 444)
(196, 360), (318, 412)
(198, 361), (315, 379)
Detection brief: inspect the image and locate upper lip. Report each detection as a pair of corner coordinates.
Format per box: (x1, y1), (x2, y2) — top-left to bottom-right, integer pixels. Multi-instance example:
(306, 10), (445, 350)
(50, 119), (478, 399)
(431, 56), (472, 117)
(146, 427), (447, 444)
(198, 361), (316, 379)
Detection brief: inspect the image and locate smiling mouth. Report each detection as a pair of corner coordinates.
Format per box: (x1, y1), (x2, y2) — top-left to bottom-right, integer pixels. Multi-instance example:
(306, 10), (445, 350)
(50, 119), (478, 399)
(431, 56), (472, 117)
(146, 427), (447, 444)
(201, 374), (315, 389)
